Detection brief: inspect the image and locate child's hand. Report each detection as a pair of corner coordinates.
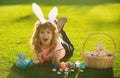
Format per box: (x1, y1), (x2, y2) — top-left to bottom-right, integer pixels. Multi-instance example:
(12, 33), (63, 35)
(38, 53), (43, 57)
(36, 52), (45, 64)
(44, 55), (50, 61)
(49, 52), (55, 58)
(50, 48), (63, 58)
(49, 52), (57, 58)
(34, 59), (40, 64)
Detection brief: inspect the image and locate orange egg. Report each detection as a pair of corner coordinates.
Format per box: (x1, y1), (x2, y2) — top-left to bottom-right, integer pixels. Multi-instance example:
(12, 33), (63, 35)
(45, 55), (49, 60)
(60, 62), (66, 70)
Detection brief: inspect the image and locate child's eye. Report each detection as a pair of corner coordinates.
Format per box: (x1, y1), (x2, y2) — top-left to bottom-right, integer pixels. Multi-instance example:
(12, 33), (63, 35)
(47, 31), (50, 34)
(47, 32), (49, 34)
(40, 32), (44, 34)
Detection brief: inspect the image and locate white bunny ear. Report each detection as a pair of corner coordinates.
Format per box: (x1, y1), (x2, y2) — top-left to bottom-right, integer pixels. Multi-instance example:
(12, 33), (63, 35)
(32, 3), (45, 22)
(48, 7), (58, 23)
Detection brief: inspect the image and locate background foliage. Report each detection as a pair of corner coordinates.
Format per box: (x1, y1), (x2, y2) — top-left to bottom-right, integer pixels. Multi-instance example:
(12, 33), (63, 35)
(0, 0), (120, 78)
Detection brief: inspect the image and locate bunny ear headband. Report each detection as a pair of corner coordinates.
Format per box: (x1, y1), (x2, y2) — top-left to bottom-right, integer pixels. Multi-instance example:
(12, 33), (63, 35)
(32, 3), (58, 23)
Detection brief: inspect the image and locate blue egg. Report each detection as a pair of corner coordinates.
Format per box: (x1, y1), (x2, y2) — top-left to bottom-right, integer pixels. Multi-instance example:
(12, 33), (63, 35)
(28, 60), (33, 67)
(21, 63), (27, 69)
(80, 62), (86, 70)
(53, 62), (59, 68)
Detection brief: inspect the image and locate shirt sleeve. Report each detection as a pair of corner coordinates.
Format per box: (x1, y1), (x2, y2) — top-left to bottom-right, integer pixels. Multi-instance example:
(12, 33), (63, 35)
(55, 41), (66, 59)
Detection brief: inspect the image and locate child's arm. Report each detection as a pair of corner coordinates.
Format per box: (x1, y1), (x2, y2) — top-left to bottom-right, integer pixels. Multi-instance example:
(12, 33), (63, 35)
(33, 51), (45, 64)
(33, 51), (40, 64)
(49, 48), (65, 63)
(49, 40), (66, 63)
(31, 44), (40, 63)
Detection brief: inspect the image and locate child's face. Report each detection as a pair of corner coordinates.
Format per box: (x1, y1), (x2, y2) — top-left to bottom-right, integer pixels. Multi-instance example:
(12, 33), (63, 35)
(39, 28), (53, 46)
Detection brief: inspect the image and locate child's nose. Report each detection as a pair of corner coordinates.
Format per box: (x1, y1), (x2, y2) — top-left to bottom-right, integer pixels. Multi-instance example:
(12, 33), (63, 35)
(44, 32), (48, 37)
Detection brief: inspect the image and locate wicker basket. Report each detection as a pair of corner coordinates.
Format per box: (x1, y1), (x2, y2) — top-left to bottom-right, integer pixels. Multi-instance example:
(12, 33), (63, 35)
(82, 32), (116, 69)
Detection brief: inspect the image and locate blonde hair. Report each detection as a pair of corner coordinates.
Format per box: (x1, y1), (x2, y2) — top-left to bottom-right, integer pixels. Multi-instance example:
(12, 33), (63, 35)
(30, 21), (59, 54)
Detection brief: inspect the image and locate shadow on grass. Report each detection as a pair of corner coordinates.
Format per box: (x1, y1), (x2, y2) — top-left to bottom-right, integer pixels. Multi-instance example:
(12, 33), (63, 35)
(7, 56), (72, 78)
(66, 67), (114, 78)
(78, 67), (114, 78)
(7, 62), (65, 78)
(7, 62), (114, 78)
(14, 15), (33, 22)
(0, 0), (120, 6)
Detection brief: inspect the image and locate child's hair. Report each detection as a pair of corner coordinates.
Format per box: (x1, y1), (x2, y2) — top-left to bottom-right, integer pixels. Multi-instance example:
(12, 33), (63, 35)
(30, 21), (59, 54)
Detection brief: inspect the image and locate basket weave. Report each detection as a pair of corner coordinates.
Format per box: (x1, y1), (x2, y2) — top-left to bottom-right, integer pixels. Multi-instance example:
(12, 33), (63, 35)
(82, 32), (116, 69)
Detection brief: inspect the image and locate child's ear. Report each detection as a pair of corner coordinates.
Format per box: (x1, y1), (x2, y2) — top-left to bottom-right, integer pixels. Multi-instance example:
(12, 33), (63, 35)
(48, 7), (58, 23)
(32, 3), (45, 23)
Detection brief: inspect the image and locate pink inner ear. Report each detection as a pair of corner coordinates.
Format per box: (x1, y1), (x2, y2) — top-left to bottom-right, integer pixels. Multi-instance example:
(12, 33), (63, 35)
(32, 3), (45, 22)
(48, 7), (58, 23)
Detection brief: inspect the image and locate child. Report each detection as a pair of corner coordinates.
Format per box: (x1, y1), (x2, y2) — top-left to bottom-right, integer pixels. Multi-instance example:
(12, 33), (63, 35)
(30, 3), (74, 64)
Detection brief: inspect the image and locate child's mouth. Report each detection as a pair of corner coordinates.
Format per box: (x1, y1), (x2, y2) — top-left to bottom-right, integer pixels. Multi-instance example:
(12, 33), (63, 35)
(43, 38), (48, 42)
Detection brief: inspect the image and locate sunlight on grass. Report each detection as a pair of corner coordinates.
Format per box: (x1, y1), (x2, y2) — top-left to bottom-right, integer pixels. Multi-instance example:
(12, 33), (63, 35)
(0, 1), (120, 78)
(88, 3), (120, 22)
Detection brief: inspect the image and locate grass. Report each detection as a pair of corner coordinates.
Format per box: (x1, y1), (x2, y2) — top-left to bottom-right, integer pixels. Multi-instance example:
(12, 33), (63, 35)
(0, 0), (120, 78)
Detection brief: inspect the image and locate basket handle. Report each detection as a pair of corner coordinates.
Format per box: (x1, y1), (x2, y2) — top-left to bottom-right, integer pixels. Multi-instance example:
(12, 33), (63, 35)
(82, 32), (116, 55)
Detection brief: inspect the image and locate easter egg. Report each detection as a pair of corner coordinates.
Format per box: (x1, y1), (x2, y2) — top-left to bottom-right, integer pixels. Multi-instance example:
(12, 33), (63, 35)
(45, 55), (49, 60)
(53, 62), (59, 68)
(60, 62), (66, 70)
(80, 62), (86, 70)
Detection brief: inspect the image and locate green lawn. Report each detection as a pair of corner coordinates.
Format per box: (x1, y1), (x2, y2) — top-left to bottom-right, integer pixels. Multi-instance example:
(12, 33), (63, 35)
(0, 0), (120, 78)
